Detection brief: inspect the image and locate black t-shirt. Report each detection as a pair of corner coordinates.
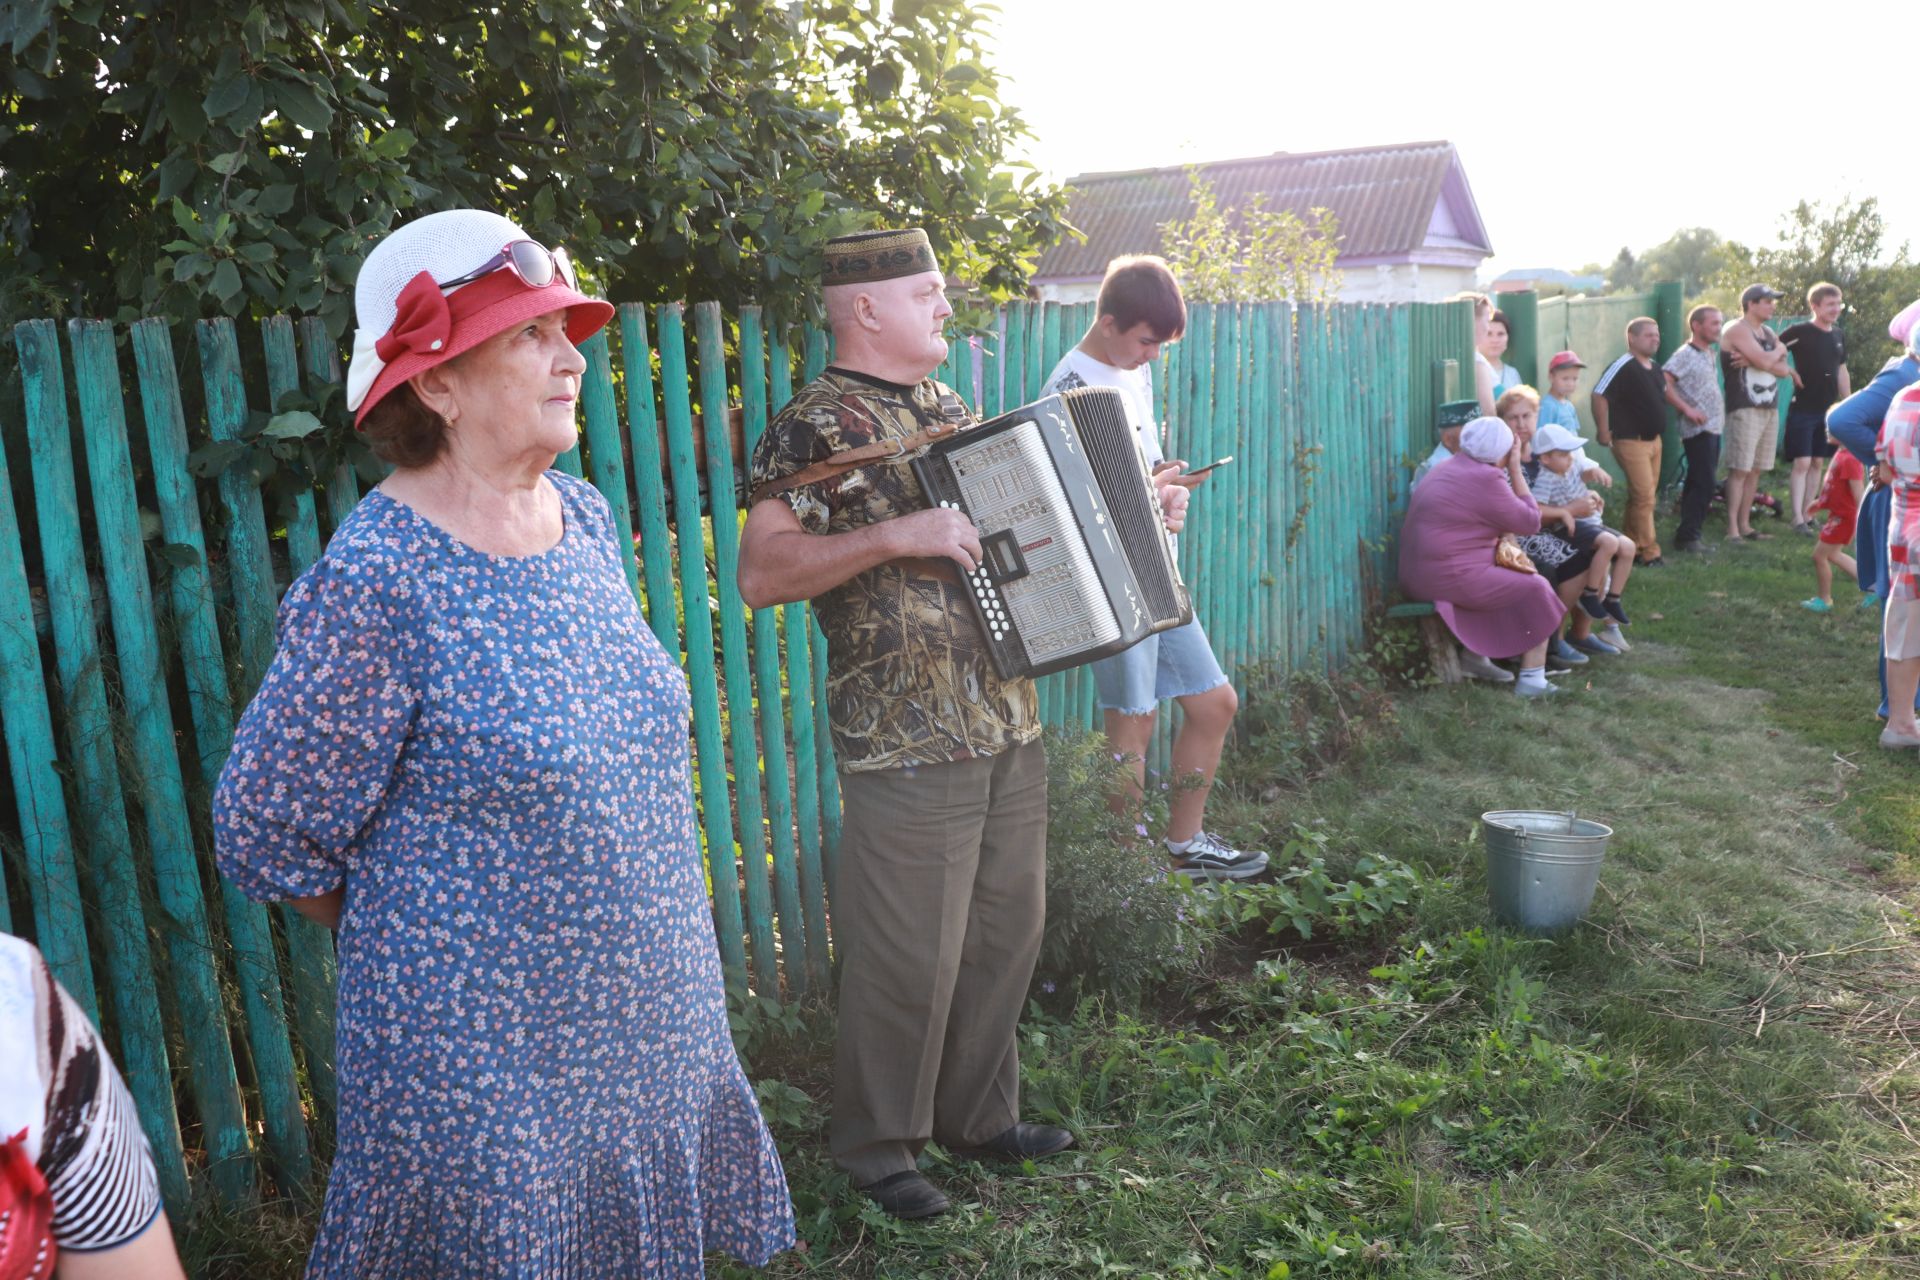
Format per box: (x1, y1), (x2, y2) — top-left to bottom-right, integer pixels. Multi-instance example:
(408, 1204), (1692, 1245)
(1592, 355), (1668, 441)
(1779, 322), (1847, 416)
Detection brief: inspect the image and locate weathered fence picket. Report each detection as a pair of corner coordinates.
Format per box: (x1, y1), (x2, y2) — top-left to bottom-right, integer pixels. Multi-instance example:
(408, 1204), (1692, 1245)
(0, 296), (1470, 1210)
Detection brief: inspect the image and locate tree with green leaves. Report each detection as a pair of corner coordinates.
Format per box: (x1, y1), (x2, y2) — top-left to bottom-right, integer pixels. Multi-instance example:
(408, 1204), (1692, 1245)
(0, 0), (1069, 339)
(1702, 197), (1920, 368)
(1637, 227), (1737, 299)
(1159, 170), (1342, 305)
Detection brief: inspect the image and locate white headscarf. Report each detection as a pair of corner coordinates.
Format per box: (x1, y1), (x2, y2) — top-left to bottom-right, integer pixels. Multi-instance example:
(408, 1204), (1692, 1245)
(1459, 416), (1514, 464)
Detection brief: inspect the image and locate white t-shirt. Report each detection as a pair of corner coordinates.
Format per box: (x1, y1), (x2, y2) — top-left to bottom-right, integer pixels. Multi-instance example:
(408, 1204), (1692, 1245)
(1042, 347), (1166, 467)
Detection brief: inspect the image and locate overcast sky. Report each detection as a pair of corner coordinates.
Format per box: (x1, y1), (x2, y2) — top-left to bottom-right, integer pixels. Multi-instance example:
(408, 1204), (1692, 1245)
(985, 0), (1913, 281)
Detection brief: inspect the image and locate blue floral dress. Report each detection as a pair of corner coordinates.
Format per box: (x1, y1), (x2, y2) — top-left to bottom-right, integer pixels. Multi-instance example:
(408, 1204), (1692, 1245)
(214, 472), (794, 1278)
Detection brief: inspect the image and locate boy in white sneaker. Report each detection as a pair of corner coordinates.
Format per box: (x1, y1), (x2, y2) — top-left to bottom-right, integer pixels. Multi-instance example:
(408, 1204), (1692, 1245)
(1044, 256), (1268, 881)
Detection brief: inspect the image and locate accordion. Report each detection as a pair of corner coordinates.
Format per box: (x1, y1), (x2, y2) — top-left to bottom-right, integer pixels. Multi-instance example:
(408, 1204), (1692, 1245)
(911, 387), (1192, 679)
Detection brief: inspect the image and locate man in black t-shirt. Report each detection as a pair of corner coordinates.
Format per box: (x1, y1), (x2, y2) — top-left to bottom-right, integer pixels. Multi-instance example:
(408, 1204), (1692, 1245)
(1593, 316), (1670, 565)
(1780, 282), (1852, 528)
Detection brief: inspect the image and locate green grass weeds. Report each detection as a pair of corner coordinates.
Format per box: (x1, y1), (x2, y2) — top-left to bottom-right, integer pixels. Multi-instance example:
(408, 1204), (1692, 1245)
(182, 519), (1920, 1278)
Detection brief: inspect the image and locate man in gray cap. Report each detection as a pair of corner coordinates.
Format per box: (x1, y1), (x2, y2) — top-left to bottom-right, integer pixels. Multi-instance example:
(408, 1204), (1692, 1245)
(739, 228), (1100, 1220)
(1720, 283), (1801, 542)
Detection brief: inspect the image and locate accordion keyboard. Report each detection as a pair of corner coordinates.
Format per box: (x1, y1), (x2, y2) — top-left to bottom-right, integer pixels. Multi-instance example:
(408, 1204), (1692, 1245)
(939, 421), (1121, 666)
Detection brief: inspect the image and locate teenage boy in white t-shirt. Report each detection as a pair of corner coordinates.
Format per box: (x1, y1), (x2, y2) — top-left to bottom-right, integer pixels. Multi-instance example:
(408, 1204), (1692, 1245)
(1042, 256), (1268, 881)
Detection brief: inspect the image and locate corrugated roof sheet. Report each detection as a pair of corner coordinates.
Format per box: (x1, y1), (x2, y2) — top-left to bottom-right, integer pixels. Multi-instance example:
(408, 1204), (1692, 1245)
(1036, 140), (1480, 280)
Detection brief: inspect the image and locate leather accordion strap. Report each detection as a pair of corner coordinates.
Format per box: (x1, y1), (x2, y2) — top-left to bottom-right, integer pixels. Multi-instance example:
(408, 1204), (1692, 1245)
(748, 418), (966, 505)
(889, 555), (962, 586)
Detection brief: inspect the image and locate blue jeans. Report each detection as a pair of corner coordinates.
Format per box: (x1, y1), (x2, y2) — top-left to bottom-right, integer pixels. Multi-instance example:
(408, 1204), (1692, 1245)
(1089, 618), (1229, 715)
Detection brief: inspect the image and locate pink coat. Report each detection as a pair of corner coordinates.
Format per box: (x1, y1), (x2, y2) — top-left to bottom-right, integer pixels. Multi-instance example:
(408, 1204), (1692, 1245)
(1398, 453), (1566, 659)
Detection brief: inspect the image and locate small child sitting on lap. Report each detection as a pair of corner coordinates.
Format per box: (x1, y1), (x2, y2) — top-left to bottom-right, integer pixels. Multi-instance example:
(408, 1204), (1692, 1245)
(1802, 436), (1866, 612)
(1530, 423), (1636, 626)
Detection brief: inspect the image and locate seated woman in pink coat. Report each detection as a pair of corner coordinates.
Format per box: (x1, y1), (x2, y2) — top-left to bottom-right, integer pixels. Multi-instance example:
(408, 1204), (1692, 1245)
(1399, 417), (1569, 698)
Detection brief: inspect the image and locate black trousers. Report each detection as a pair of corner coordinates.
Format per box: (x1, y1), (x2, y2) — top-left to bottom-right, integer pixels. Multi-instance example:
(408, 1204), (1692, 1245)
(1676, 431), (1720, 546)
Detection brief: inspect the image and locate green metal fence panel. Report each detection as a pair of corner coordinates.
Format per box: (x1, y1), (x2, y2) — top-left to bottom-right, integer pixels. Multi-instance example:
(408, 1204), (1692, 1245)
(14, 319), (192, 1209)
(125, 318), (315, 1189)
(655, 304), (749, 981)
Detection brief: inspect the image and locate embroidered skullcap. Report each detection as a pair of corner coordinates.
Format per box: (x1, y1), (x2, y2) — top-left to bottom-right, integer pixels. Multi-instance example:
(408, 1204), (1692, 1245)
(821, 228), (939, 286)
(1437, 399), (1479, 431)
(1459, 416), (1514, 464)
(346, 209), (612, 426)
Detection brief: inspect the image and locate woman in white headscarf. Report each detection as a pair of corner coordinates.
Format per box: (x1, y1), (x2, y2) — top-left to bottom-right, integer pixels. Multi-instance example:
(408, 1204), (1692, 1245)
(1398, 417), (1569, 697)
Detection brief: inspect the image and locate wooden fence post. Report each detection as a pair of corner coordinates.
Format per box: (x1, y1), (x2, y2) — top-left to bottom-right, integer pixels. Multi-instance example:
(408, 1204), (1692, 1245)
(12, 319), (194, 1209)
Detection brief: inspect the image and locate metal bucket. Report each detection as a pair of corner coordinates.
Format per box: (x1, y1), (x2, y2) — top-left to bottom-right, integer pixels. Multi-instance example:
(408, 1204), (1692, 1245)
(1480, 810), (1612, 933)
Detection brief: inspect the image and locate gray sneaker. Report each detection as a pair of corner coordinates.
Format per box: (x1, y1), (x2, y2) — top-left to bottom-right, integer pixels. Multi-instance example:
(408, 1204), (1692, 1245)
(1169, 831), (1270, 881)
(1457, 649), (1515, 683)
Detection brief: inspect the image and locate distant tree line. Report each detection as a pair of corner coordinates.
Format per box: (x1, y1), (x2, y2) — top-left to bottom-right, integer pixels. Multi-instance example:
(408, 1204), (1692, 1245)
(1580, 197), (1920, 366)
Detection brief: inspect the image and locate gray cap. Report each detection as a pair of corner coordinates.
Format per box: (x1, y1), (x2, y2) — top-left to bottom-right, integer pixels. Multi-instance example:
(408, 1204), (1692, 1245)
(1741, 283), (1785, 307)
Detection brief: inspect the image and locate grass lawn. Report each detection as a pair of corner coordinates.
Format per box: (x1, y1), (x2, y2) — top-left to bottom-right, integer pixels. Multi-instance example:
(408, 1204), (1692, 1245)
(186, 522), (1920, 1278)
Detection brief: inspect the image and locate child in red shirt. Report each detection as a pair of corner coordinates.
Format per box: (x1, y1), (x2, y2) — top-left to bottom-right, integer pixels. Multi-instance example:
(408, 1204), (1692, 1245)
(1804, 440), (1866, 612)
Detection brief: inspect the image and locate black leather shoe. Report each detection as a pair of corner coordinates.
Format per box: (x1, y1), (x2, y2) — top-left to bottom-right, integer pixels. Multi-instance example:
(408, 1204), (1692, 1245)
(951, 1122), (1076, 1161)
(859, 1170), (950, 1219)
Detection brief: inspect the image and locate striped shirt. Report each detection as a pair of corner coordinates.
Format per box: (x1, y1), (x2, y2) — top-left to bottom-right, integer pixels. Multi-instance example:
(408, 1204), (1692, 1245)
(0, 935), (162, 1258)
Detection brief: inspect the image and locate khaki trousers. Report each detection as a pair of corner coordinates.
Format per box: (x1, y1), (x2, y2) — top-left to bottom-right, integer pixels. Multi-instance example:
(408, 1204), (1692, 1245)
(1612, 436), (1663, 562)
(829, 740), (1048, 1186)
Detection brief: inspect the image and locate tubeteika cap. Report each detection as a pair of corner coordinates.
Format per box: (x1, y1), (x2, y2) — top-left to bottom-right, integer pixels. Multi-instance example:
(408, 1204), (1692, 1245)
(1437, 399), (1479, 431)
(1741, 283), (1785, 307)
(821, 228), (939, 286)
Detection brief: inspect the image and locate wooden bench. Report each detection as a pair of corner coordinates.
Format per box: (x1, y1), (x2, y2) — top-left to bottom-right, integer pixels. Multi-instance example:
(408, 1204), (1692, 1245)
(1385, 601), (1464, 684)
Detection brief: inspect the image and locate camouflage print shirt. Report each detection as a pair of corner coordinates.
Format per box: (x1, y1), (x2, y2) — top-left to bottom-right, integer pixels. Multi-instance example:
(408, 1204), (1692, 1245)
(749, 367), (1040, 773)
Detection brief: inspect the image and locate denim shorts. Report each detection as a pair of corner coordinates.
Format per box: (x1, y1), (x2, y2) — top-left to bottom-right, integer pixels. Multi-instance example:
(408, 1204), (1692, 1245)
(1088, 617), (1229, 715)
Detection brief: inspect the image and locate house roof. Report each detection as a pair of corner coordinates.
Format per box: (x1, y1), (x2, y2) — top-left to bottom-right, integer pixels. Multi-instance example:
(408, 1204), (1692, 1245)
(1035, 140), (1491, 281)
(1493, 267), (1604, 289)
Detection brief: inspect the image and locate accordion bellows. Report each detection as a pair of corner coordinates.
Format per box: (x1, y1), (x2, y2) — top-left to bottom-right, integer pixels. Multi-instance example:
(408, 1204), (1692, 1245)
(912, 387), (1192, 679)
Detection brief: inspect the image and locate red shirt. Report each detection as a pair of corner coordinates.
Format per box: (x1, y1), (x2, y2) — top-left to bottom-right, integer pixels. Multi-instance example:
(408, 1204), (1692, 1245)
(1811, 450), (1864, 524)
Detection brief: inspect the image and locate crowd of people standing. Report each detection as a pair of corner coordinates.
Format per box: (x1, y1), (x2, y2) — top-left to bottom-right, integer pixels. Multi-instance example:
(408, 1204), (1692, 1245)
(1401, 284), (1920, 740)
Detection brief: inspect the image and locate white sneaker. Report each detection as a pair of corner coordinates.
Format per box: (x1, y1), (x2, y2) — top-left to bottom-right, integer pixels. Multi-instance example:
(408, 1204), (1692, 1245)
(1457, 649), (1515, 683)
(1599, 624), (1630, 651)
(1168, 831), (1270, 881)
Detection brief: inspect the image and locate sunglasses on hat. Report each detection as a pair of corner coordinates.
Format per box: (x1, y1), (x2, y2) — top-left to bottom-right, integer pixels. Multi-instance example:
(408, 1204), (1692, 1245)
(438, 239), (577, 293)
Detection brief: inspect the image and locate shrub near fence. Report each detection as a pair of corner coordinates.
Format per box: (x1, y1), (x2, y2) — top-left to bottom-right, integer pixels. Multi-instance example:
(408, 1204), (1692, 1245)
(0, 296), (1470, 1210)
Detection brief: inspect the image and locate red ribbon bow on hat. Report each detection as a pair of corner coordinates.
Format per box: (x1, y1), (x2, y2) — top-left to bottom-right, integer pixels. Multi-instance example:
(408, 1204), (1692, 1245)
(375, 271), (452, 363)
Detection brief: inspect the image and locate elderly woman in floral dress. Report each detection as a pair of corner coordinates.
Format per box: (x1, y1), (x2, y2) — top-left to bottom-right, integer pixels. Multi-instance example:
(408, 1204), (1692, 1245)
(213, 209), (793, 1277)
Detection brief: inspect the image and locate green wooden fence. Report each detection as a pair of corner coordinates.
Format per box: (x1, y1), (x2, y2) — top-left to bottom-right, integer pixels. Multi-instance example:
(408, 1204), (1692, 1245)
(0, 296), (1470, 1209)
